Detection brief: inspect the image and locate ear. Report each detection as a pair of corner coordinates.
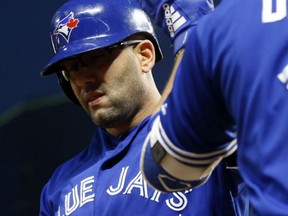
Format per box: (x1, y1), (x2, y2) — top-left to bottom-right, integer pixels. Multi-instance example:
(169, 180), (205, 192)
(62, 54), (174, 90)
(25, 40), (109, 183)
(135, 40), (156, 73)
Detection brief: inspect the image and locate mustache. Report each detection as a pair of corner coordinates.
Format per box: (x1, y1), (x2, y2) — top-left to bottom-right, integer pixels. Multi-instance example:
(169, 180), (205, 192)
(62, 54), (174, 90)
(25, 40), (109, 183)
(83, 82), (101, 94)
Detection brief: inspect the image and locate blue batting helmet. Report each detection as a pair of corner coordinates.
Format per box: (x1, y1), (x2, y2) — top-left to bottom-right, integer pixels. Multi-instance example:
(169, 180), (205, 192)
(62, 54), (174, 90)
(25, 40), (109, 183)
(41, 0), (163, 104)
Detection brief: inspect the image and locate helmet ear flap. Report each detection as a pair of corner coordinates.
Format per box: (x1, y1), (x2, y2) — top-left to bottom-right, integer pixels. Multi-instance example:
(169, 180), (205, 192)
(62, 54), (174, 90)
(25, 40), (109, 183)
(57, 72), (80, 105)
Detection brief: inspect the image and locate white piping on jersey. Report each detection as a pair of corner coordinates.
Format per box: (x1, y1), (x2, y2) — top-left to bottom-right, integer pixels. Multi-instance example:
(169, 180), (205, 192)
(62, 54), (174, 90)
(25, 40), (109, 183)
(152, 116), (237, 166)
(145, 116), (238, 181)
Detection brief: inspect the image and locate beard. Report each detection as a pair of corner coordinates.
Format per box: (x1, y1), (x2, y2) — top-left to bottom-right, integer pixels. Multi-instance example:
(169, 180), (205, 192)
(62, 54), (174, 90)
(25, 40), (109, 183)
(91, 105), (136, 129)
(89, 86), (144, 129)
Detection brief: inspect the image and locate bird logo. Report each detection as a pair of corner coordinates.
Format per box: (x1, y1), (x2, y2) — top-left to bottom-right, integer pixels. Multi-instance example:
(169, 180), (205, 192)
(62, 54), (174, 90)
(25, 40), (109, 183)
(53, 12), (79, 43)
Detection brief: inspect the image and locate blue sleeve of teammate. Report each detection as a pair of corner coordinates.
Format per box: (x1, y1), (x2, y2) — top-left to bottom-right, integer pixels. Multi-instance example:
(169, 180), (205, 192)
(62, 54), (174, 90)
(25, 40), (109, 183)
(138, 0), (214, 54)
(141, 26), (237, 191)
(142, 0), (288, 214)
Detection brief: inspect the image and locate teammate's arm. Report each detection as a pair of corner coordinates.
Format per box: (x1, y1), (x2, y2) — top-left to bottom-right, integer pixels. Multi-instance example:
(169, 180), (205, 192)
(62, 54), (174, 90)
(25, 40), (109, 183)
(142, 0), (213, 110)
(139, 0), (237, 192)
(138, 0), (214, 55)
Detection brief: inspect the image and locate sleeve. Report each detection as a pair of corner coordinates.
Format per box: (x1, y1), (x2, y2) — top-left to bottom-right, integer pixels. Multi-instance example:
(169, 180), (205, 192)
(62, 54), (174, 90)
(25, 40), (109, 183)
(39, 183), (53, 216)
(142, 1), (288, 214)
(140, 25), (238, 192)
(138, 0), (214, 54)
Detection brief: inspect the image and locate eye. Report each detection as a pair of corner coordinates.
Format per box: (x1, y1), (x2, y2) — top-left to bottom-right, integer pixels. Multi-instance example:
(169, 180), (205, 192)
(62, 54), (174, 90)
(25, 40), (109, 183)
(69, 62), (81, 72)
(60, 59), (81, 81)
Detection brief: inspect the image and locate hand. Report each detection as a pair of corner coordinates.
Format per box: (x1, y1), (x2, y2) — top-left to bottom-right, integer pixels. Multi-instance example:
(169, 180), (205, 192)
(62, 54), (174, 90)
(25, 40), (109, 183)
(138, 0), (214, 54)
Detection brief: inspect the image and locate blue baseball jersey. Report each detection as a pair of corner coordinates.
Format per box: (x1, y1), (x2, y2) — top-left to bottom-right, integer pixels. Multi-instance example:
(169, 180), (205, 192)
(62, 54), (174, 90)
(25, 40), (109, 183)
(39, 117), (248, 215)
(144, 0), (288, 215)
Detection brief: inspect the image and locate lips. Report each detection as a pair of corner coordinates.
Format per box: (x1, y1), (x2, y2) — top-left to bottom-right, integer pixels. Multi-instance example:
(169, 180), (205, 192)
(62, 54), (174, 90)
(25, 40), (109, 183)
(84, 91), (104, 105)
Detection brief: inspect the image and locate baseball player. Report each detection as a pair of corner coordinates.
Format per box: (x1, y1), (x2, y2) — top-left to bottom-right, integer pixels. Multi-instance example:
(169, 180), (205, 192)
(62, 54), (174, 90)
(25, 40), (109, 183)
(140, 0), (288, 215)
(39, 0), (249, 215)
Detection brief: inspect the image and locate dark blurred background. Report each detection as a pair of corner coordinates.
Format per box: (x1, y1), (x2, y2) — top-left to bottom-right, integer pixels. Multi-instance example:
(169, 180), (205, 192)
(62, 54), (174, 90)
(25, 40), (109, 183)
(0, 0), (221, 215)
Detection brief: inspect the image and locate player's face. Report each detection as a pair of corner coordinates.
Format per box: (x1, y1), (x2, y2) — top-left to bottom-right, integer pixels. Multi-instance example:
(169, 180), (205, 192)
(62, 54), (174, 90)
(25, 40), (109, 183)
(66, 41), (151, 131)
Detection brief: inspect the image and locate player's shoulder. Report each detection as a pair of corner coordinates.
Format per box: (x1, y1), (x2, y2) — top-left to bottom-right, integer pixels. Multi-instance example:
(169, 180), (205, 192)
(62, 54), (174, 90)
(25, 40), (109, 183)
(43, 126), (120, 191)
(196, 0), (263, 32)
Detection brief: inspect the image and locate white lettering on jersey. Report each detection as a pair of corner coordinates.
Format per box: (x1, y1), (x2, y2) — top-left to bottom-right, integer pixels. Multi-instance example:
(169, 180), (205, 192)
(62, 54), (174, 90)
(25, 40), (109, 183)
(163, 3), (187, 38)
(278, 64), (288, 89)
(106, 166), (129, 195)
(262, 0), (287, 23)
(150, 190), (161, 202)
(65, 185), (79, 215)
(64, 176), (95, 215)
(80, 176), (95, 207)
(166, 192), (188, 211)
(160, 102), (168, 115)
(107, 166), (193, 212)
(123, 171), (149, 198)
(57, 168), (193, 214)
(57, 206), (61, 216)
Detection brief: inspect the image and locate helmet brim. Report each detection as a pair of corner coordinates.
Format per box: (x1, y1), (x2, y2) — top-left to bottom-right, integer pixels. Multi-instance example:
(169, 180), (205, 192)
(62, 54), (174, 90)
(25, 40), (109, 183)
(41, 32), (162, 76)
(41, 39), (109, 76)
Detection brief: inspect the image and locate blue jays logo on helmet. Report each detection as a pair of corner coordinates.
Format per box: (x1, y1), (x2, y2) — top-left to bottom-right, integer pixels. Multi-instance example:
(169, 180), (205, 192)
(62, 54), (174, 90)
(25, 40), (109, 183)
(51, 12), (79, 53)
